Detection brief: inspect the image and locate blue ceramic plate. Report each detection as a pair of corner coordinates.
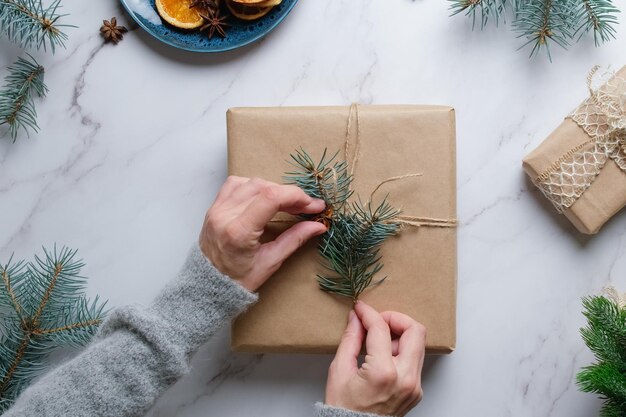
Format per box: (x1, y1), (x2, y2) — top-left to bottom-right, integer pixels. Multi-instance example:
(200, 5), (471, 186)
(120, 0), (298, 52)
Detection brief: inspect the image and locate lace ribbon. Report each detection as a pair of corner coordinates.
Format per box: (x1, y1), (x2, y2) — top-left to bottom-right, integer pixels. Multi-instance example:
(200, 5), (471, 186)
(534, 67), (626, 213)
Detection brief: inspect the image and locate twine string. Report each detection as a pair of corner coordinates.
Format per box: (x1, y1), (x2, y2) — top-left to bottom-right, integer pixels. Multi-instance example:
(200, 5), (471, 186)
(270, 104), (457, 229)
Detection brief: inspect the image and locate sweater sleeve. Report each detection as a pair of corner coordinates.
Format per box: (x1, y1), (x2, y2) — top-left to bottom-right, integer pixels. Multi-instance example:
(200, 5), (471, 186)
(315, 402), (391, 417)
(3, 244), (258, 417)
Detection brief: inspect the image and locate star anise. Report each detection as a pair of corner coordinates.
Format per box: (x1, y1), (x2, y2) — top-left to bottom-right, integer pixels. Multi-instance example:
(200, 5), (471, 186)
(190, 0), (218, 12)
(199, 8), (230, 39)
(100, 17), (128, 44)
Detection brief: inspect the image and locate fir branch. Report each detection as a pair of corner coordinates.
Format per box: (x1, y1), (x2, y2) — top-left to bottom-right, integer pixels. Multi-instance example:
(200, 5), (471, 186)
(286, 148), (401, 303)
(0, 0), (70, 52)
(450, 0), (621, 59)
(514, 0), (574, 59)
(0, 54), (47, 142)
(577, 294), (626, 417)
(0, 246), (106, 412)
(449, 0), (507, 29)
(317, 200), (400, 303)
(285, 148), (353, 210)
(574, 0), (620, 45)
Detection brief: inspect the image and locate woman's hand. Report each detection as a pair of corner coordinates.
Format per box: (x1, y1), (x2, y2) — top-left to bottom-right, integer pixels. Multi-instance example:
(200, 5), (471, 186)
(325, 301), (426, 417)
(199, 176), (327, 292)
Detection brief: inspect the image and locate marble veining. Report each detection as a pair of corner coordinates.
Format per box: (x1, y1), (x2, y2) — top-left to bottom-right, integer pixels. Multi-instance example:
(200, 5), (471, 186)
(2, 0), (626, 416)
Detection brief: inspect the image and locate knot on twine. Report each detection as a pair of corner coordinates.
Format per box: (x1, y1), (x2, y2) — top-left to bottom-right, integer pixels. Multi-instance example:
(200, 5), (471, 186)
(533, 66), (626, 213)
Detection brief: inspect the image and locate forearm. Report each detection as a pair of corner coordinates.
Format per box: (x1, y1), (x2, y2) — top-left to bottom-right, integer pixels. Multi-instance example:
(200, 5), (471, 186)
(4, 244), (257, 417)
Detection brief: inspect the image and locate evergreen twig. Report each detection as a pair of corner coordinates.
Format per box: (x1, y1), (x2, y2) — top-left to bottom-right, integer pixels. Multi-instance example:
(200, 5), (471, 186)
(0, 54), (47, 142)
(285, 148), (400, 303)
(448, 0), (620, 59)
(0, 246), (106, 412)
(576, 294), (626, 417)
(0, 0), (70, 52)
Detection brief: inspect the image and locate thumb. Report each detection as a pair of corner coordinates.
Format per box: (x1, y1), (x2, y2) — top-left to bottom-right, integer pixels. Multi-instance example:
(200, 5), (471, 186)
(256, 221), (326, 274)
(332, 310), (364, 374)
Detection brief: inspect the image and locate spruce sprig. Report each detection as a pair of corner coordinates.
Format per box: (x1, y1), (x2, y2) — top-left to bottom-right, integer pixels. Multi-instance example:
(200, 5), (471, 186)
(448, 0), (620, 59)
(0, 246), (106, 412)
(285, 148), (400, 303)
(285, 148), (353, 210)
(575, 0), (620, 45)
(576, 294), (626, 417)
(0, 0), (69, 52)
(0, 54), (47, 142)
(449, 0), (507, 29)
(317, 201), (400, 303)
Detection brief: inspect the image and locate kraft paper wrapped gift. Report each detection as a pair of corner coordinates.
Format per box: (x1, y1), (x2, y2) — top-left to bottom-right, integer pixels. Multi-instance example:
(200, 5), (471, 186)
(228, 105), (457, 354)
(523, 66), (626, 235)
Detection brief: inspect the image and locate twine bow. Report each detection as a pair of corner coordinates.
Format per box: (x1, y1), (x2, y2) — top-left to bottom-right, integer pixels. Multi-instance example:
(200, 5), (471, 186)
(271, 104), (457, 229)
(534, 66), (626, 213)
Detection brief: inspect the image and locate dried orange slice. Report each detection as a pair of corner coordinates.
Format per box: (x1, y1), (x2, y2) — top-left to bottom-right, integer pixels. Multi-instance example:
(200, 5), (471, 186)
(155, 0), (204, 29)
(226, 0), (272, 20)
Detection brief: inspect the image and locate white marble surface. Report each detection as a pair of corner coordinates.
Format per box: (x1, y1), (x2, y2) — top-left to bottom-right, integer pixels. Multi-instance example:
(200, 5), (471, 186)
(2, 0), (626, 416)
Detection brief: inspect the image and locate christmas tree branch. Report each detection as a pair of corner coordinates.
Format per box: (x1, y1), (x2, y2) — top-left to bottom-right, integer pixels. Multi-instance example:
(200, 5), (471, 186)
(31, 258), (62, 324)
(577, 292), (626, 417)
(0, 246), (106, 411)
(1, 262), (25, 321)
(33, 318), (102, 335)
(318, 200), (400, 303)
(0, 54), (48, 142)
(450, 0), (620, 59)
(0, 0), (69, 52)
(575, 0), (619, 45)
(286, 148), (401, 303)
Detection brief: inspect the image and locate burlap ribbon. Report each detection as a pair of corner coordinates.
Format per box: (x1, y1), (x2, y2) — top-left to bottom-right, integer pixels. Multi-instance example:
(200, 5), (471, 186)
(272, 104), (458, 229)
(534, 67), (626, 213)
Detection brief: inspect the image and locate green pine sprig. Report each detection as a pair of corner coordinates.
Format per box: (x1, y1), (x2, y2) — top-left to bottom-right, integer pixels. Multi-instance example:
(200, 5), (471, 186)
(0, 54), (47, 142)
(0, 246), (106, 412)
(448, 0), (620, 59)
(317, 200), (400, 303)
(285, 148), (400, 303)
(575, 0), (620, 45)
(0, 0), (70, 53)
(576, 294), (626, 417)
(285, 148), (353, 211)
(449, 0), (508, 29)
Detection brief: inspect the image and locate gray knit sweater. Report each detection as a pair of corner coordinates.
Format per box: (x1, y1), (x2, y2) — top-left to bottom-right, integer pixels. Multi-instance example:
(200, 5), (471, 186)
(3, 245), (382, 417)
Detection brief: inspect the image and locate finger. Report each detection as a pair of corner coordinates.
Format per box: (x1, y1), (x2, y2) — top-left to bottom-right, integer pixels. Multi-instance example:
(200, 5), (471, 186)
(240, 185), (324, 231)
(381, 311), (426, 374)
(213, 176), (248, 206)
(225, 177), (270, 207)
(332, 310), (365, 374)
(255, 221), (326, 274)
(354, 301), (393, 361)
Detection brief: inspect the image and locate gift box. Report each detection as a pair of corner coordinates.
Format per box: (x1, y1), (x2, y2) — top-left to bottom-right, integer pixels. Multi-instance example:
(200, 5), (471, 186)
(227, 105), (457, 354)
(523, 66), (626, 234)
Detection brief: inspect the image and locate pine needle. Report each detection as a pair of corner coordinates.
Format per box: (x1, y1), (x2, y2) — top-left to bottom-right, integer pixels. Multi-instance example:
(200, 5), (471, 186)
(0, 54), (47, 142)
(0, 0), (70, 53)
(0, 246), (106, 412)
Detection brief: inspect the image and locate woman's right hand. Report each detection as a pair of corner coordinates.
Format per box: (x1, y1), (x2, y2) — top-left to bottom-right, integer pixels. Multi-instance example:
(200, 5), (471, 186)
(325, 301), (426, 417)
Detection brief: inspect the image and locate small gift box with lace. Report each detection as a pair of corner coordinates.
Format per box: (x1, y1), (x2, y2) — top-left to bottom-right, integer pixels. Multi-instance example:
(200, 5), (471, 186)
(524, 66), (626, 235)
